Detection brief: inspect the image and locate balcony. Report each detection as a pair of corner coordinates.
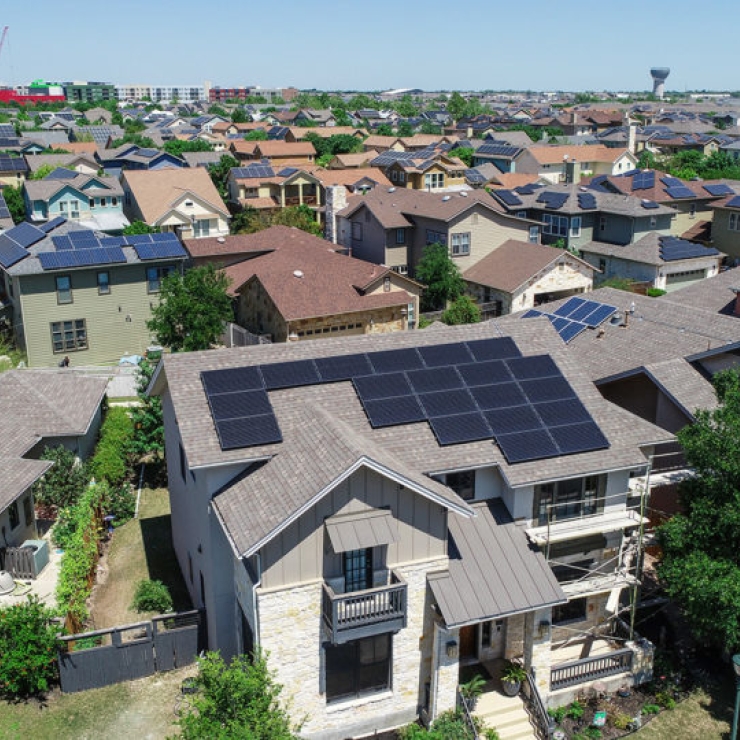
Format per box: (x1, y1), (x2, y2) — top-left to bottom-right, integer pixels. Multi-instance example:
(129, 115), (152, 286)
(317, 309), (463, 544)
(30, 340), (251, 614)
(284, 195), (318, 206)
(322, 569), (407, 644)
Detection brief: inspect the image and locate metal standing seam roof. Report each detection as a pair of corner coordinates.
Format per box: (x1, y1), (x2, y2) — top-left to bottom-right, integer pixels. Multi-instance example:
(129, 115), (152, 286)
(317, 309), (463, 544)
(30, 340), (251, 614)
(325, 508), (399, 553)
(428, 499), (566, 628)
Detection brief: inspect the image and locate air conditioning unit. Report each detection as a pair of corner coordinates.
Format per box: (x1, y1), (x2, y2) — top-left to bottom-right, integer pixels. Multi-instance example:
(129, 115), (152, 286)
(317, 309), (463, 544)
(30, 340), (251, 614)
(20, 539), (50, 577)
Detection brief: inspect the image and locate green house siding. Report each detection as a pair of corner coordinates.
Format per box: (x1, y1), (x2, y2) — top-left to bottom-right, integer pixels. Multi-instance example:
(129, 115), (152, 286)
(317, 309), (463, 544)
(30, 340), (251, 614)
(18, 262), (179, 367)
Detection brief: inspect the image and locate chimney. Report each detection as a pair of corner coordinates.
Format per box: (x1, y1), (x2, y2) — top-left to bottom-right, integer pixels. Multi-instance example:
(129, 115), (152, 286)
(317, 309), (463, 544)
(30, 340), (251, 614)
(325, 184), (348, 245)
(564, 158), (581, 184)
(571, 111), (578, 126)
(628, 124), (637, 156)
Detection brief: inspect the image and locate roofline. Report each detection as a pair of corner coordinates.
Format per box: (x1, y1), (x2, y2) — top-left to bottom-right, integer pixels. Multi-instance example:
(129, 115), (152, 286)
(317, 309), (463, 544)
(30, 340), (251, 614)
(241, 455), (475, 558)
(434, 595), (568, 630)
(498, 459), (654, 490)
(685, 339), (740, 363)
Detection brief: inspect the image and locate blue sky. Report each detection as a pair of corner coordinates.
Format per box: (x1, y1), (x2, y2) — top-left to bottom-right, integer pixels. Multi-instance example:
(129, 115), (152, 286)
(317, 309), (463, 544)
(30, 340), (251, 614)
(0, 2), (735, 92)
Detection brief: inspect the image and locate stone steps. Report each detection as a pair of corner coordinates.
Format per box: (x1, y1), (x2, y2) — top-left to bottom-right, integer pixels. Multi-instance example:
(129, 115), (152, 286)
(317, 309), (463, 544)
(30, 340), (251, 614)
(474, 690), (536, 740)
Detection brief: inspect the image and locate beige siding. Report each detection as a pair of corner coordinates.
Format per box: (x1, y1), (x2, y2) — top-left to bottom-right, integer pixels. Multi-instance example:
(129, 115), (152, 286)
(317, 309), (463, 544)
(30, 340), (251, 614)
(19, 262), (179, 367)
(260, 467), (447, 590)
(669, 202), (714, 237)
(713, 209), (740, 259)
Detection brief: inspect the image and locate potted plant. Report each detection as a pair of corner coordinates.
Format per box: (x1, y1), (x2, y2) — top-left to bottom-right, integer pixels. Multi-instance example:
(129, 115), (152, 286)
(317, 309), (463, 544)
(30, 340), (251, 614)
(459, 673), (487, 711)
(501, 660), (527, 697)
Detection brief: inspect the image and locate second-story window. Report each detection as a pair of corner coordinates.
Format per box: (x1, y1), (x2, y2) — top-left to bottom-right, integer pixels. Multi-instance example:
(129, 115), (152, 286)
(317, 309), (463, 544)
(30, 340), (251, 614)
(56, 275), (72, 304)
(344, 548), (372, 592)
(451, 232), (470, 256)
(97, 271), (110, 295)
(534, 475), (605, 526)
(352, 222), (363, 241)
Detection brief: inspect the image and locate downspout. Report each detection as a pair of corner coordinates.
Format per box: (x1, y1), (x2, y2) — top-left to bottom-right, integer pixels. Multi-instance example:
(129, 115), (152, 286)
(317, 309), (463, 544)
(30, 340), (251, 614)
(252, 552), (262, 647)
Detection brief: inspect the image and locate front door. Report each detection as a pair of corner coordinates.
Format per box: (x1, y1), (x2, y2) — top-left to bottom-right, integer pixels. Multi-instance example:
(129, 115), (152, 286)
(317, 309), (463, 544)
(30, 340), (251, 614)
(489, 619), (506, 658)
(459, 625), (477, 661)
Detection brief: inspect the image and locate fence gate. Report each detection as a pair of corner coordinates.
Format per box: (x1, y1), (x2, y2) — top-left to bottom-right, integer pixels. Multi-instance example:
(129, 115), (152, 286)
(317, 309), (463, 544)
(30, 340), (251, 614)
(57, 610), (203, 693)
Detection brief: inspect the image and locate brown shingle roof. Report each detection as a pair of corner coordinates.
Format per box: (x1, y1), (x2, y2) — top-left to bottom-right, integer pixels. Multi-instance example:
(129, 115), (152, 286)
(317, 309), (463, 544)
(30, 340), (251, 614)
(526, 145), (629, 165)
(254, 141), (316, 158)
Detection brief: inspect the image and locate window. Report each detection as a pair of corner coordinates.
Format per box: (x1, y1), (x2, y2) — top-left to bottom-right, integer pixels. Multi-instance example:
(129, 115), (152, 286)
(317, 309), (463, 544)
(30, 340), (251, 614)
(689, 203), (696, 219)
(147, 266), (175, 293)
(390, 169), (398, 182)
(392, 264), (408, 275)
(23, 496), (33, 527)
(534, 476), (605, 526)
(112, 197), (118, 207)
(599, 258), (606, 272)
(569, 216), (581, 238)
(529, 226), (539, 244)
(383, 276), (391, 292)
(100, 197), (107, 207)
(50, 319), (87, 353)
(542, 214), (568, 237)
(325, 634), (391, 702)
(406, 300), (415, 328)
(451, 232), (471, 256)
(89, 198), (95, 209)
(424, 172), (445, 189)
(344, 548), (372, 592)
(395, 228), (406, 245)
(552, 597), (588, 625)
(179, 443), (187, 482)
(398, 171), (406, 183)
(516, 210), (527, 219)
(445, 470), (475, 500)
(56, 275), (72, 304)
(599, 215), (607, 232)
(352, 222), (363, 241)
(8, 500), (20, 530)
(59, 200), (68, 213)
(193, 219), (210, 237)
(649, 216), (657, 228)
(97, 271), (110, 295)
(730, 212), (740, 232)
(426, 229), (447, 245)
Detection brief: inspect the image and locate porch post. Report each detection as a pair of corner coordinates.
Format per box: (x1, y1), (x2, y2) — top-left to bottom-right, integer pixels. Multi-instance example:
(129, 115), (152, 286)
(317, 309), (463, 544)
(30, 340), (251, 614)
(524, 607), (552, 697)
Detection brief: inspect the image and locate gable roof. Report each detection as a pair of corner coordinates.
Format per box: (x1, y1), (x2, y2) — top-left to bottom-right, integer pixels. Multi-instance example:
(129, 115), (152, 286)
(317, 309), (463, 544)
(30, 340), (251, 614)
(579, 232), (721, 267)
(524, 145), (632, 165)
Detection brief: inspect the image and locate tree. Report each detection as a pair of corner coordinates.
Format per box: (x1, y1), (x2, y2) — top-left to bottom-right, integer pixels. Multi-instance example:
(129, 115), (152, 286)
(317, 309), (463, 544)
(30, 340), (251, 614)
(147, 264), (233, 352)
(208, 154), (240, 201)
(231, 108), (249, 124)
(269, 205), (322, 236)
(449, 147), (474, 167)
(33, 445), (89, 510)
(2, 184), (26, 224)
(177, 651), (299, 739)
(110, 133), (157, 149)
(415, 242), (465, 311)
(442, 295), (481, 325)
(245, 129), (268, 141)
(658, 369), (740, 651)
(30, 164), (74, 180)
(397, 121), (414, 138)
(123, 220), (158, 235)
(375, 123), (394, 137)
(130, 358), (164, 458)
(163, 139), (214, 157)
(447, 92), (467, 120)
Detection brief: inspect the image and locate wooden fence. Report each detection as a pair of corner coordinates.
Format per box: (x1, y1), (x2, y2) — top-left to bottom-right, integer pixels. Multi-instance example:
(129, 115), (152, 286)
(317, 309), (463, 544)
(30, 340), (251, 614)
(57, 610), (203, 693)
(2, 546), (35, 579)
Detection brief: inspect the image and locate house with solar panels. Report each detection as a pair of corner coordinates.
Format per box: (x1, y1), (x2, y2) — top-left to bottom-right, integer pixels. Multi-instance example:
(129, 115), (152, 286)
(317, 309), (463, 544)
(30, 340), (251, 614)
(490, 182), (675, 252)
(710, 191), (740, 260)
(371, 149), (468, 192)
(514, 145), (637, 185)
(227, 163), (323, 215)
(151, 320), (669, 739)
(0, 219), (188, 366)
(0, 192), (13, 233)
(0, 154), (29, 187)
(23, 171), (129, 234)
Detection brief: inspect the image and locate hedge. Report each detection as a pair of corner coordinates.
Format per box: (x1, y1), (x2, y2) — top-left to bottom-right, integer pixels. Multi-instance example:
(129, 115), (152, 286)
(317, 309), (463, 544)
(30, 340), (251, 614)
(89, 407), (135, 487)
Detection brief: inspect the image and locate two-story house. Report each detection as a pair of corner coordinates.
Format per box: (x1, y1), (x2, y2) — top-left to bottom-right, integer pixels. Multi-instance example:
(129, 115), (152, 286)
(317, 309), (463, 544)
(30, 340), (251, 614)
(153, 320), (670, 739)
(23, 170), (129, 233)
(371, 150), (468, 192)
(0, 219), (188, 366)
(333, 187), (542, 277)
(514, 146), (637, 184)
(711, 191), (740, 260)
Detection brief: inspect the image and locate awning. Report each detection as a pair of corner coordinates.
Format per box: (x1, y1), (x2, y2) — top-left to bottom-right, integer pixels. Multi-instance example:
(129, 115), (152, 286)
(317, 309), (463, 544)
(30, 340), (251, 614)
(325, 509), (398, 553)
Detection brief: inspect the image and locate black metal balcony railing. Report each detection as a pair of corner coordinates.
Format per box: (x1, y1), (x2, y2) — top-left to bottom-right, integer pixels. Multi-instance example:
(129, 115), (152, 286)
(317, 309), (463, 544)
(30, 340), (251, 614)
(322, 570), (407, 644)
(550, 648), (634, 691)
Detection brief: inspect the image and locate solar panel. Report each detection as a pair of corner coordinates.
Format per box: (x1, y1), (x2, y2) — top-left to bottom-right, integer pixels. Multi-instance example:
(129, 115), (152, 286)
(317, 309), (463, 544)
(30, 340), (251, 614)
(485, 405), (542, 435)
(659, 237), (720, 262)
(407, 366), (464, 394)
(580, 303), (617, 327)
(51, 235), (74, 251)
(0, 195), (10, 220)
(208, 389), (272, 421)
(7, 222), (47, 249)
(666, 186), (695, 200)
(428, 412), (492, 446)
(0, 234), (28, 269)
(151, 232), (178, 243)
(495, 189), (523, 207)
(519, 376), (576, 403)
(469, 382), (528, 410)
(0, 155), (27, 172)
(661, 176), (683, 188)
(353, 372), (412, 401)
(133, 241), (188, 260)
(38, 251), (70, 270)
(418, 388), (477, 417)
(367, 348), (424, 374)
(215, 413), (282, 450)
(69, 231), (101, 249)
(725, 196), (740, 209)
(559, 321), (589, 343)
(641, 200), (659, 209)
(549, 421), (609, 456)
(534, 398), (592, 427)
(465, 337), (522, 361)
(496, 428), (559, 464)
(100, 236), (127, 248)
(362, 396), (426, 428)
(40, 217), (67, 233)
(417, 342), (473, 367)
(522, 309), (543, 318)
(201, 366), (265, 395)
(568, 300), (602, 323)
(124, 234), (154, 245)
(315, 354), (373, 383)
(278, 167), (298, 177)
(506, 355), (560, 380)
(465, 169), (487, 184)
(261, 359), (321, 390)
(536, 191), (569, 210)
(457, 359), (513, 387)
(577, 192), (597, 210)
(632, 171), (655, 190)
(703, 183), (734, 197)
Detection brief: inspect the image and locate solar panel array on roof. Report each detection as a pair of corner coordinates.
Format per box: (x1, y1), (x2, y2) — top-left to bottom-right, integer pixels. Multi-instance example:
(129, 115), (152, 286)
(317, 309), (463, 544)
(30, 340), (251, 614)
(703, 183), (734, 197)
(536, 191), (569, 210)
(658, 236), (720, 262)
(465, 169), (487, 184)
(577, 192), (597, 210)
(724, 195), (740, 209)
(475, 143), (521, 157)
(128, 233), (187, 261)
(0, 123), (15, 139)
(232, 164), (275, 179)
(0, 154), (28, 172)
(632, 171), (655, 190)
(200, 338), (609, 462)
(554, 296), (617, 327)
(278, 167), (298, 177)
(39, 216), (67, 233)
(43, 167), (77, 181)
(0, 233), (28, 269)
(495, 189), (523, 207)
(515, 183), (543, 195)
(660, 176), (683, 188)
(665, 185), (695, 200)
(522, 309), (589, 344)
(37, 247), (127, 270)
(6, 222), (47, 249)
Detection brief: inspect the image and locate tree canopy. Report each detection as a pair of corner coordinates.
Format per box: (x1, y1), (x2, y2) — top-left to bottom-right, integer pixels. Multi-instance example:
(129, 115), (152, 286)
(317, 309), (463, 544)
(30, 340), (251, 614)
(658, 369), (740, 651)
(415, 242), (465, 311)
(163, 139), (214, 157)
(1, 185), (26, 224)
(441, 295), (481, 325)
(123, 220), (158, 235)
(129, 358), (164, 459)
(208, 154), (240, 201)
(231, 204), (322, 238)
(147, 265), (233, 352)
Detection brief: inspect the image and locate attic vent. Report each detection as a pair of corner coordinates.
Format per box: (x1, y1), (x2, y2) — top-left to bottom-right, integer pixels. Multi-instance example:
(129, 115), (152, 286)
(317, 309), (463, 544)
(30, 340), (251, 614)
(442, 195), (451, 201)
(216, 236), (225, 243)
(185, 200), (194, 207)
(293, 270), (304, 278)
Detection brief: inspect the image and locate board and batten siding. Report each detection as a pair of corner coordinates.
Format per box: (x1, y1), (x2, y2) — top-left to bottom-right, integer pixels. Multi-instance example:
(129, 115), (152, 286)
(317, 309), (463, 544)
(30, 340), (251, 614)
(259, 466), (447, 590)
(19, 261), (178, 367)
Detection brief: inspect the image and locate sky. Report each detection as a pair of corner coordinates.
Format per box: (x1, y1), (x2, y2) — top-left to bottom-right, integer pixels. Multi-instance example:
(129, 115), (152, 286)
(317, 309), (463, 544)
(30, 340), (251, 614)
(0, 1), (736, 93)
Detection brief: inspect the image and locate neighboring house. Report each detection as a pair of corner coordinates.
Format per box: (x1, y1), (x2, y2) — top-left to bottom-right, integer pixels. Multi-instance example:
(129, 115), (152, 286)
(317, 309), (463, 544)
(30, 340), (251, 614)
(0, 219), (188, 366)
(580, 233), (722, 292)
(472, 141), (524, 172)
(710, 192), (740, 260)
(463, 239), (596, 315)
(122, 168), (230, 239)
(25, 153), (100, 177)
(23, 171), (128, 233)
(152, 319), (669, 740)
(97, 144), (185, 176)
(0, 154), (29, 187)
(334, 187), (542, 276)
(489, 182), (675, 251)
(0, 370), (106, 559)
(514, 146), (637, 183)
(327, 151), (379, 169)
(372, 150), (468, 192)
(250, 140), (316, 167)
(217, 225), (422, 339)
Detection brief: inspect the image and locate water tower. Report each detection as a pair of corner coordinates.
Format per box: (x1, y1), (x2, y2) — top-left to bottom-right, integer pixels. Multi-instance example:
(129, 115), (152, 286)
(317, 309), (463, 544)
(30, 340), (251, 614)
(650, 67), (670, 100)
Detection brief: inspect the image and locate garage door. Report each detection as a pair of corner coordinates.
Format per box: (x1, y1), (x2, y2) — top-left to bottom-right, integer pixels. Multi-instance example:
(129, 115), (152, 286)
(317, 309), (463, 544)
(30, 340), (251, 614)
(664, 269), (706, 292)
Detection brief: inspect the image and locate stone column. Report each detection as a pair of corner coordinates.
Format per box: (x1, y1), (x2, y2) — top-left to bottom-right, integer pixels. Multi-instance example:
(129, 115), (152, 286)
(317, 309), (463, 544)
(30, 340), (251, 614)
(523, 607), (552, 697)
(430, 621), (459, 722)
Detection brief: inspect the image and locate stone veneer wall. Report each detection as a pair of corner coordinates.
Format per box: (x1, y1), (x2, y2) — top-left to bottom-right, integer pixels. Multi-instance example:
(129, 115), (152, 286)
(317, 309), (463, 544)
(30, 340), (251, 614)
(429, 621), (459, 722)
(504, 613), (526, 659)
(258, 557), (448, 740)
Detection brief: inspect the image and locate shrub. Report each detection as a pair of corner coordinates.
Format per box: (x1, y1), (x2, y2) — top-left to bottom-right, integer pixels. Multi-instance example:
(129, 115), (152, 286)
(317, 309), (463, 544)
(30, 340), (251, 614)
(132, 579), (173, 613)
(104, 483), (136, 526)
(0, 596), (59, 698)
(567, 700), (585, 720)
(655, 690), (677, 709)
(89, 407), (135, 487)
(33, 445), (88, 510)
(642, 703), (661, 715)
(611, 712), (633, 730)
(646, 287), (667, 297)
(548, 705), (567, 723)
(51, 506), (77, 549)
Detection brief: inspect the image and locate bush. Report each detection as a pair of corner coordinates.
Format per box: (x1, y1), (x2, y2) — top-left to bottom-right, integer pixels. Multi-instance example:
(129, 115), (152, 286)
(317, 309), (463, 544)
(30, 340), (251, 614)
(51, 506), (77, 549)
(548, 705), (567, 723)
(132, 579), (173, 613)
(104, 483), (136, 526)
(567, 700), (585, 720)
(646, 287), (667, 297)
(398, 710), (478, 740)
(89, 407), (135, 487)
(655, 690), (677, 709)
(642, 703), (661, 715)
(611, 712), (633, 730)
(33, 445), (88, 510)
(0, 596), (59, 697)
